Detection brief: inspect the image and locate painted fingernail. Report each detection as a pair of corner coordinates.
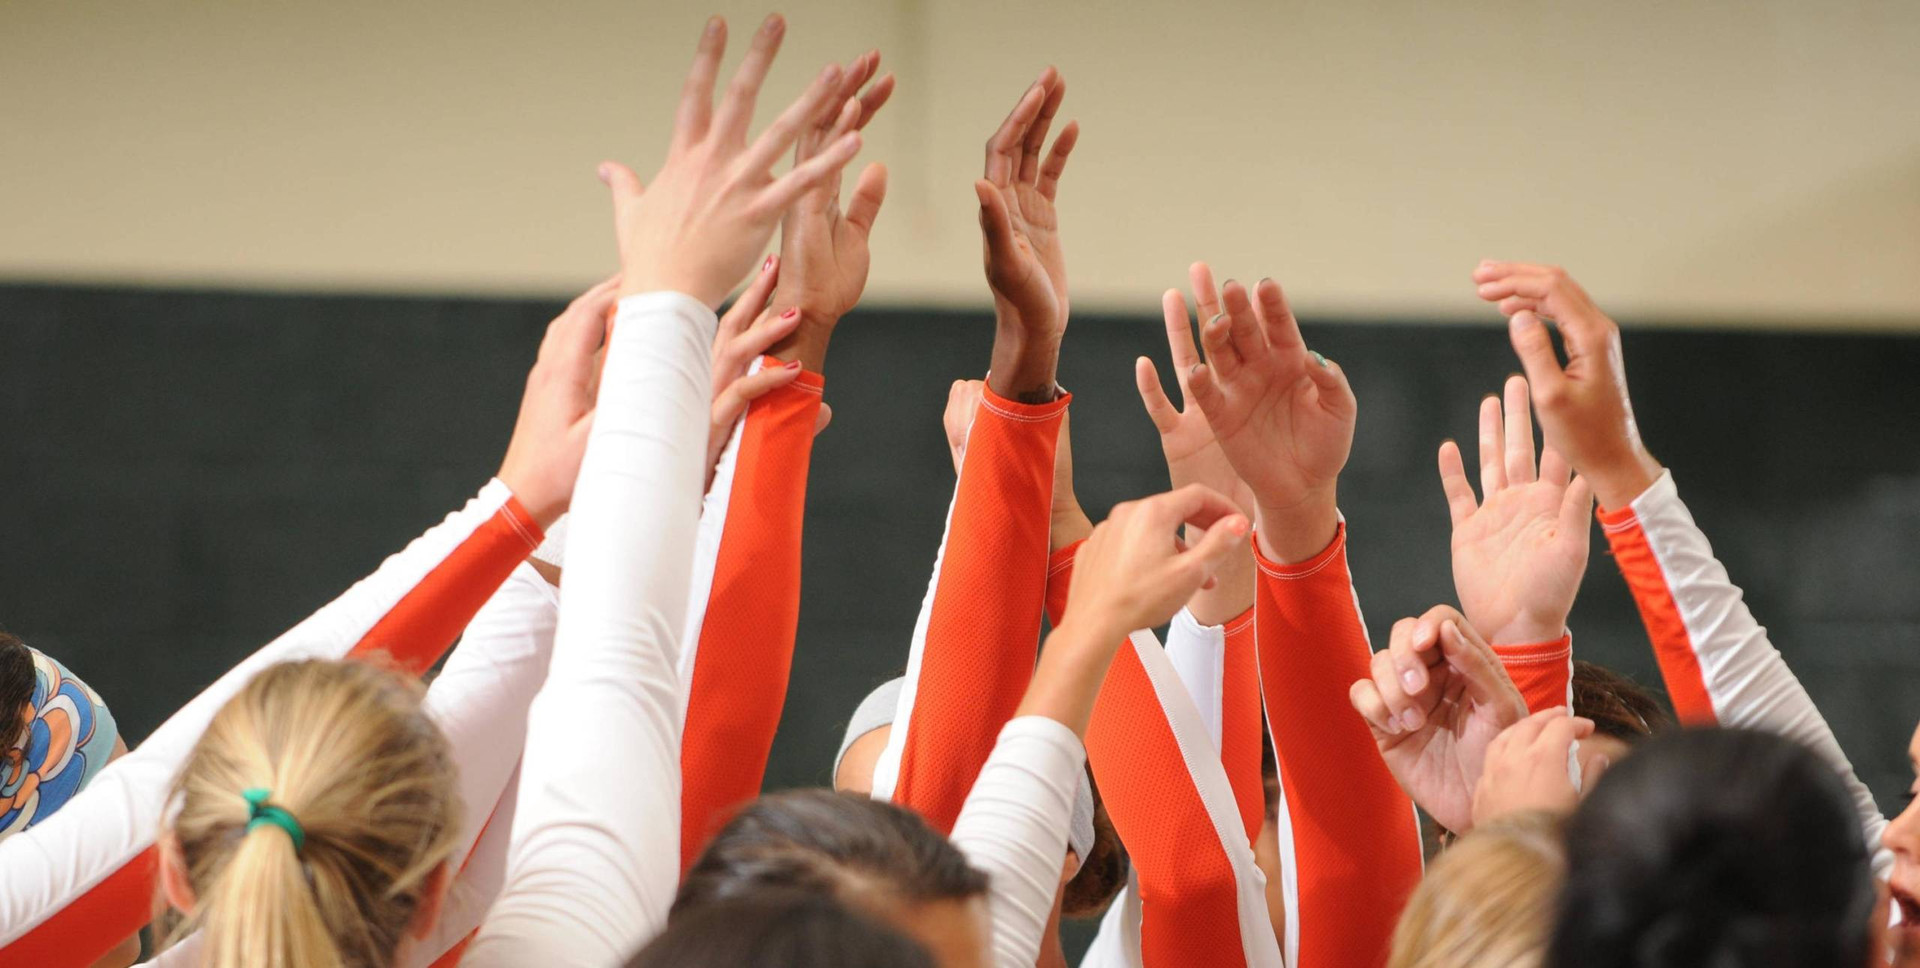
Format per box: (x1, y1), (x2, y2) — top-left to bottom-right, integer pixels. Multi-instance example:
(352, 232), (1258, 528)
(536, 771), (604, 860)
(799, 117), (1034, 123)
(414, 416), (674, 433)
(779, 307), (799, 319)
(1207, 313), (1227, 328)
(784, 360), (802, 370)
(763, 255), (777, 272)
(1310, 350), (1328, 367)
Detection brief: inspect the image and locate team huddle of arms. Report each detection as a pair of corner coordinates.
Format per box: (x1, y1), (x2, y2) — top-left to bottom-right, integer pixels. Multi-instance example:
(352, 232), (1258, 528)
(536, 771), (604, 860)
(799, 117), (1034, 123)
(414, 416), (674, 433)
(2, 13), (1918, 968)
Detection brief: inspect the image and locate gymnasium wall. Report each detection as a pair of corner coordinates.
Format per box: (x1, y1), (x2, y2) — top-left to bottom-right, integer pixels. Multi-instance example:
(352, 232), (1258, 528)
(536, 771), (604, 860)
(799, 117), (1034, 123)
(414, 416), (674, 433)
(4, 0), (1920, 324)
(3, 283), (1916, 821)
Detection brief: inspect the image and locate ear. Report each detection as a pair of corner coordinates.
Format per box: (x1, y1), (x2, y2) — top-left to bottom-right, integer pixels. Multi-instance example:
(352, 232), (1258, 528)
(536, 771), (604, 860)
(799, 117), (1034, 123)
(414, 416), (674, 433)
(158, 832), (197, 916)
(407, 861), (454, 941)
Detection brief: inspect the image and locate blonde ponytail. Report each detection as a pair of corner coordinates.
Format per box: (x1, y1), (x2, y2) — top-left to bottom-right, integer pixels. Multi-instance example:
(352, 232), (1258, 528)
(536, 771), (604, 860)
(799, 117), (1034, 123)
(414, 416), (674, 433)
(165, 659), (462, 968)
(1388, 811), (1565, 968)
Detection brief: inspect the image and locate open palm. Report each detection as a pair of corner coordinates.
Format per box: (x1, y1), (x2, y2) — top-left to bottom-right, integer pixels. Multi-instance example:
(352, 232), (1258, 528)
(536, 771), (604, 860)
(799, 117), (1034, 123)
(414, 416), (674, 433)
(1187, 278), (1354, 515)
(978, 67), (1077, 335)
(774, 51), (893, 323)
(1136, 264), (1258, 516)
(1439, 376), (1593, 644)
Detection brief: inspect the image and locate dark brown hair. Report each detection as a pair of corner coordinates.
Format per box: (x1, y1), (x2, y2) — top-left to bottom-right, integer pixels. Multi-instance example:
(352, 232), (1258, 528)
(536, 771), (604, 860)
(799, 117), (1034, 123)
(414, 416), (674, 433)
(675, 790), (987, 917)
(1571, 660), (1672, 743)
(0, 631), (35, 746)
(1060, 772), (1128, 918)
(631, 890), (934, 968)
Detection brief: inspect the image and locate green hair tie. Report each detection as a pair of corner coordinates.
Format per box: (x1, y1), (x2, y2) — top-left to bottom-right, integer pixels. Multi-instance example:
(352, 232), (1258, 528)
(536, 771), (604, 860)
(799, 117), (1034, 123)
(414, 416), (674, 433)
(242, 787), (306, 852)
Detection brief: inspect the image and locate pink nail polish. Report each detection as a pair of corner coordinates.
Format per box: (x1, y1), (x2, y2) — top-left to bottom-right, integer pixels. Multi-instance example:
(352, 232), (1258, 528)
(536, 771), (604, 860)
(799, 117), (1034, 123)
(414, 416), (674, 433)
(784, 360), (802, 370)
(780, 308), (799, 320)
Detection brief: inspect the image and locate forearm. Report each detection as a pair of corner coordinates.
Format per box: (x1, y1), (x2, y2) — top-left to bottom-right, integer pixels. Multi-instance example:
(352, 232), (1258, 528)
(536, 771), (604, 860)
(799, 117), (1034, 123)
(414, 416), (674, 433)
(678, 360), (824, 867)
(468, 291), (714, 967)
(1255, 525), (1423, 968)
(0, 482), (542, 967)
(871, 388), (1067, 832)
(987, 325), (1063, 404)
(1600, 469), (1888, 875)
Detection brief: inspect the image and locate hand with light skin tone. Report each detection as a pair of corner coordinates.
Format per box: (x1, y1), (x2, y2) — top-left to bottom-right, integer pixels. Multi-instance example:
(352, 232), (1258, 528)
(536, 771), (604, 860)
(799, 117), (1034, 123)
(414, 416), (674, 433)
(1880, 723), (1920, 965)
(1469, 706), (1604, 827)
(1348, 605), (1530, 834)
(1022, 485), (1249, 738)
(764, 50), (894, 373)
(703, 254), (834, 488)
(495, 278), (619, 528)
(1185, 276), (1354, 564)
(979, 68), (1078, 403)
(1138, 262), (1258, 624)
(600, 14), (867, 309)
(1472, 262), (1665, 511)
(943, 378), (1092, 552)
(1438, 375), (1595, 645)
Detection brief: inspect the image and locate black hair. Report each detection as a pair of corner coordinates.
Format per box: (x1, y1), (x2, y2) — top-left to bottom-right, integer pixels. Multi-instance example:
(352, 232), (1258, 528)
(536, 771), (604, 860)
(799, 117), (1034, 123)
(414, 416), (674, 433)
(630, 889), (934, 968)
(676, 789), (988, 917)
(0, 631), (34, 746)
(1548, 728), (1877, 968)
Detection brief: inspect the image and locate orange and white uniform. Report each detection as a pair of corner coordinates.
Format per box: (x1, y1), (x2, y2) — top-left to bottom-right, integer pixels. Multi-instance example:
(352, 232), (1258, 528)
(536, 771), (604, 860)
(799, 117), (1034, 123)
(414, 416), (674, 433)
(1493, 633), (1574, 714)
(0, 480), (543, 968)
(1067, 522), (1423, 968)
(870, 386), (1069, 832)
(1598, 470), (1889, 877)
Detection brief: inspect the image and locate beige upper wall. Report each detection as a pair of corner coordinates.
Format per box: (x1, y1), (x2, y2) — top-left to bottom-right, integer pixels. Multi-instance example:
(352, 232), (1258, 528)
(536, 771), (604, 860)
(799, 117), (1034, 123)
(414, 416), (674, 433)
(4, 0), (1918, 327)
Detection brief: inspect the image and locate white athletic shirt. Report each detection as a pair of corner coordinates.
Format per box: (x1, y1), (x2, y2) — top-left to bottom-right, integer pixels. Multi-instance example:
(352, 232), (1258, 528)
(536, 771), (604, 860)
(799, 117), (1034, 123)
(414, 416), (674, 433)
(461, 290), (717, 967)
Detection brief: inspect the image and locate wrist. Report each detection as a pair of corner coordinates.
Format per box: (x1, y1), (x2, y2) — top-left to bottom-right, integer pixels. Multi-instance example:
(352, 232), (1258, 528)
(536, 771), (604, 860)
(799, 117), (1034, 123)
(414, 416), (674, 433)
(1253, 492), (1340, 564)
(1486, 619), (1569, 647)
(1589, 448), (1663, 512)
(986, 320), (1062, 403)
(768, 307), (840, 373)
(1051, 501), (1094, 554)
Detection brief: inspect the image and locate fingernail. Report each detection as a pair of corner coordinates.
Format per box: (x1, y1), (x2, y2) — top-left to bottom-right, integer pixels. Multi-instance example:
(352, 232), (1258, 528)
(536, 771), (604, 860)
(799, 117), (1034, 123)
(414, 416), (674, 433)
(596, 162), (611, 184)
(1310, 350), (1328, 367)
(1401, 667), (1423, 693)
(705, 16), (722, 36)
(1207, 313), (1227, 328)
(763, 255), (777, 272)
(779, 307), (799, 319)
(1400, 709), (1424, 731)
(1228, 516), (1249, 536)
(784, 360), (802, 370)
(1190, 363), (1206, 378)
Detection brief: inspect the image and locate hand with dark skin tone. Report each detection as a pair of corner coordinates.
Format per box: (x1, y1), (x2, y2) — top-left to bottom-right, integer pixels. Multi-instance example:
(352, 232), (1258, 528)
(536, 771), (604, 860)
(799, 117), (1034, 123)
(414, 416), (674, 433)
(979, 68), (1078, 403)
(765, 50), (895, 373)
(1471, 261), (1664, 511)
(496, 277), (619, 527)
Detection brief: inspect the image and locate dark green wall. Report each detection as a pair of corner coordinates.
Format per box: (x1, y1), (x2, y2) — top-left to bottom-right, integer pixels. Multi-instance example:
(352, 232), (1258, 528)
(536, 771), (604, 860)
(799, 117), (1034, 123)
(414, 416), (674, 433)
(4, 281), (1917, 819)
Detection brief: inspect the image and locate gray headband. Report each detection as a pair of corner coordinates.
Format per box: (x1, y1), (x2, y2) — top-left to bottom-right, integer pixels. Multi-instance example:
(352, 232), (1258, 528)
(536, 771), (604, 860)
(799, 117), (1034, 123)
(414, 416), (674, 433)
(836, 677), (1097, 871)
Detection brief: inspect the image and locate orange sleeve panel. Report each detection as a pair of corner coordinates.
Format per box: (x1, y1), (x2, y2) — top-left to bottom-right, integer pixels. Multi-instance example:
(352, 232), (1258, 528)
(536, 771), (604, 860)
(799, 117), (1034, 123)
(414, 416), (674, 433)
(1254, 524), (1422, 968)
(1491, 635), (1574, 714)
(1598, 504), (1716, 725)
(893, 388), (1067, 834)
(1219, 608), (1264, 848)
(679, 364), (824, 867)
(1042, 540), (1082, 628)
(0, 493), (541, 968)
(1088, 637), (1251, 967)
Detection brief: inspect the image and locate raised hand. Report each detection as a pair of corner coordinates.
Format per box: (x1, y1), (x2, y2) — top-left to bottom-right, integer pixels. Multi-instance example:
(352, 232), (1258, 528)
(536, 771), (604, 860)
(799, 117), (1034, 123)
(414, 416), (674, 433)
(601, 15), (866, 309)
(980, 67), (1078, 402)
(1137, 262), (1258, 622)
(1470, 707), (1603, 827)
(941, 378), (985, 475)
(1028, 485), (1248, 736)
(1185, 276), (1354, 562)
(705, 255), (809, 486)
(1347, 606), (1530, 834)
(496, 278), (619, 527)
(1471, 261), (1664, 511)
(1438, 375), (1594, 645)
(766, 50), (894, 372)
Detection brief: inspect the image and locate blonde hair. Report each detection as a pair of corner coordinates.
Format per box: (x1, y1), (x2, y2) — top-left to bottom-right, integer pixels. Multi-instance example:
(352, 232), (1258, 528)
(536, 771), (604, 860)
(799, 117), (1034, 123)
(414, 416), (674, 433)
(165, 659), (462, 968)
(1388, 811), (1565, 968)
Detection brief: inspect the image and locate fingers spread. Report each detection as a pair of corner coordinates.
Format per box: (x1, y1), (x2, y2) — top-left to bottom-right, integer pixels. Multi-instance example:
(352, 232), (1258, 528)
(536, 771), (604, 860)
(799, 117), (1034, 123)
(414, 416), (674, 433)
(1504, 374), (1537, 484)
(1160, 288), (1202, 378)
(741, 63), (847, 182)
(1478, 393), (1507, 495)
(1437, 439), (1478, 525)
(1036, 120), (1078, 201)
(1252, 277), (1306, 353)
(1136, 356), (1180, 434)
(1019, 71), (1066, 184)
(673, 17), (728, 149)
(1189, 262), (1222, 321)
(1220, 281), (1266, 369)
(709, 13), (787, 145)
(1197, 311), (1241, 380)
(985, 73), (1051, 184)
(974, 179), (1018, 254)
(844, 162), (889, 233)
(1539, 445), (1572, 487)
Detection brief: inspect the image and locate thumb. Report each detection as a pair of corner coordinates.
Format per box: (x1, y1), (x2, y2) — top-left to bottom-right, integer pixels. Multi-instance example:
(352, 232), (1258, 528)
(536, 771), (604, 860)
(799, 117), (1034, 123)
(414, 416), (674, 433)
(975, 179), (1018, 254)
(814, 401), (833, 437)
(1508, 311), (1567, 401)
(598, 160), (645, 202)
(1135, 356), (1180, 434)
